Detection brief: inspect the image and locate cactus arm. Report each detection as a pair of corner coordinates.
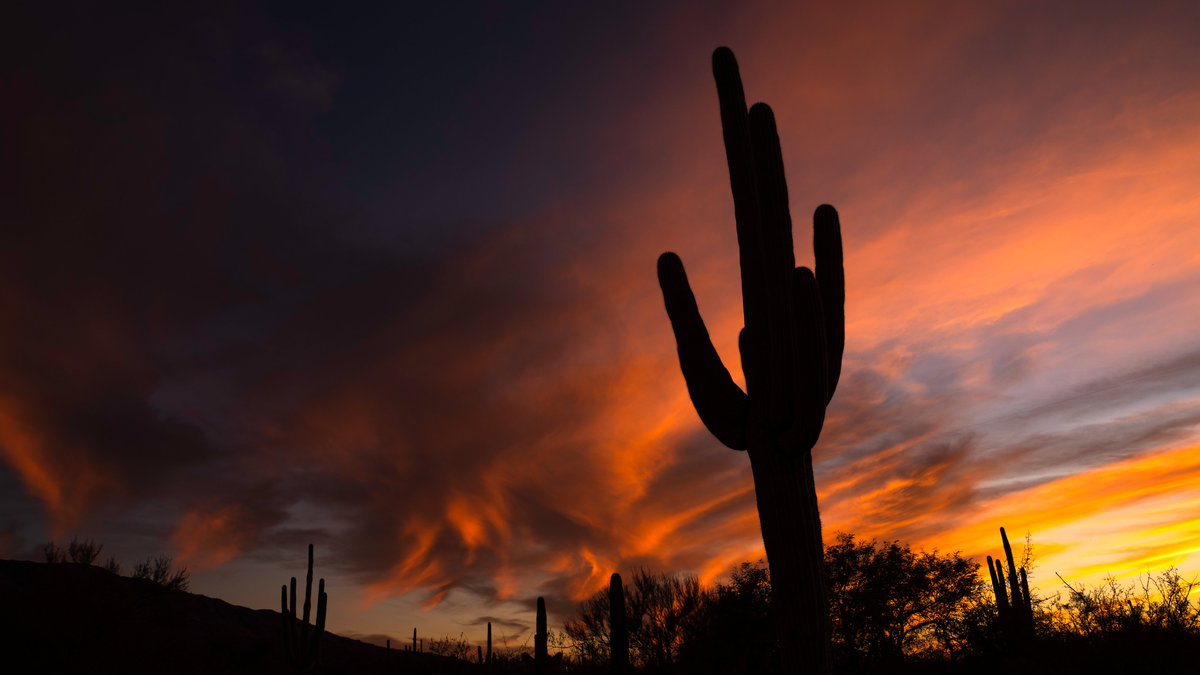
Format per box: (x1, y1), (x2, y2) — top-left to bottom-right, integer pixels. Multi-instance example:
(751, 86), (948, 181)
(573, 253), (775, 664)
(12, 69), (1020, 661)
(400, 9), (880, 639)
(813, 205), (844, 399)
(987, 556), (1010, 616)
(302, 540), (312, 624)
(657, 253), (749, 450)
(782, 267), (828, 451)
(313, 578), (327, 665)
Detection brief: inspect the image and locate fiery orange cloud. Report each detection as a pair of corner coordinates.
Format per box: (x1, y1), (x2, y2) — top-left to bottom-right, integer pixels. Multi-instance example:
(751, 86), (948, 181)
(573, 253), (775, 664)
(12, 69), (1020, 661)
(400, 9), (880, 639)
(921, 443), (1200, 589)
(171, 505), (254, 572)
(0, 396), (115, 535)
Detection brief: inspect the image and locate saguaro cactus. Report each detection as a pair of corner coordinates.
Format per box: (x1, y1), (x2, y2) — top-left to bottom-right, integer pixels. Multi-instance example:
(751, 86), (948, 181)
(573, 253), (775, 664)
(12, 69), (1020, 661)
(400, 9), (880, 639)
(609, 573), (629, 674)
(487, 620), (493, 664)
(535, 596), (549, 672)
(987, 527), (1034, 642)
(657, 47), (843, 674)
(280, 544), (329, 673)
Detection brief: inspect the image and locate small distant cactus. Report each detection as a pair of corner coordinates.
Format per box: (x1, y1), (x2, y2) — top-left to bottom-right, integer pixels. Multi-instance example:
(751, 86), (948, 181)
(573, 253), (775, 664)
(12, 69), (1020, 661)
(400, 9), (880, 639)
(487, 620), (493, 664)
(280, 544), (328, 673)
(657, 47), (843, 674)
(609, 573), (629, 674)
(987, 527), (1034, 643)
(535, 596), (549, 673)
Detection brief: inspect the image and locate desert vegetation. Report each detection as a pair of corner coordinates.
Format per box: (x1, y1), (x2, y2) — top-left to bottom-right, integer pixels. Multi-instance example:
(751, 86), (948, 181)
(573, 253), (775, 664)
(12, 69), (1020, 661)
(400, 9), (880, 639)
(19, 528), (1200, 674)
(42, 536), (190, 591)
(374, 529), (1193, 674)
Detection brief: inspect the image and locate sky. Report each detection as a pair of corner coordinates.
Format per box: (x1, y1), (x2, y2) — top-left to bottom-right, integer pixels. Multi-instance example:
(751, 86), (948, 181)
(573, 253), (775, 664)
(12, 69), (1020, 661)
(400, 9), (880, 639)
(3, 0), (1200, 647)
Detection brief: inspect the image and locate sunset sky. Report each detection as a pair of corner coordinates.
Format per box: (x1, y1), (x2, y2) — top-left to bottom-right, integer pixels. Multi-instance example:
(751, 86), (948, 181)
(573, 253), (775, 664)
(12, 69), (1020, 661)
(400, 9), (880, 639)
(4, 0), (1200, 647)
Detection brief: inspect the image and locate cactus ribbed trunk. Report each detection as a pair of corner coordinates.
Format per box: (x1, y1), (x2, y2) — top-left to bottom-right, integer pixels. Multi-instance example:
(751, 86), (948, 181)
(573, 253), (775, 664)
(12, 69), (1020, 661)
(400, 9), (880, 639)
(609, 573), (629, 675)
(535, 596), (548, 673)
(657, 47), (843, 675)
(750, 448), (829, 674)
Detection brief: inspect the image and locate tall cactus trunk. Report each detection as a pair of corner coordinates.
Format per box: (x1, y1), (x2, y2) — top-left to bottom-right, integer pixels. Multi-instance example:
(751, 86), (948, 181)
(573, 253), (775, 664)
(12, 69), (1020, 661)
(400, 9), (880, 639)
(750, 450), (829, 674)
(657, 47), (842, 675)
(535, 596), (548, 673)
(609, 573), (630, 675)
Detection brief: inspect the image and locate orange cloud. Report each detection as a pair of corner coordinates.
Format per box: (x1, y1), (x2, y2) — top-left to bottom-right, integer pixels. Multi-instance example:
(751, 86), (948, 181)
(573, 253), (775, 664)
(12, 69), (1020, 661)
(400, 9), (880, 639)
(925, 443), (1200, 590)
(171, 505), (253, 571)
(0, 396), (115, 535)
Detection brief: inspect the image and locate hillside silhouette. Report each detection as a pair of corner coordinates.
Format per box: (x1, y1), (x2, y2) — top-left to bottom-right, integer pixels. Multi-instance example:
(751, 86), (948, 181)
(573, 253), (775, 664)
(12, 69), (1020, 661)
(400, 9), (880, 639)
(1, 559), (472, 675)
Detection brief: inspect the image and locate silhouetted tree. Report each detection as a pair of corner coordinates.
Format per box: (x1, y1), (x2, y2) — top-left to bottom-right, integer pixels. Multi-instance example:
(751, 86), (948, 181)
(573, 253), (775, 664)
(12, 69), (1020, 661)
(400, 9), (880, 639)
(657, 46), (844, 675)
(825, 534), (985, 670)
(677, 561), (775, 675)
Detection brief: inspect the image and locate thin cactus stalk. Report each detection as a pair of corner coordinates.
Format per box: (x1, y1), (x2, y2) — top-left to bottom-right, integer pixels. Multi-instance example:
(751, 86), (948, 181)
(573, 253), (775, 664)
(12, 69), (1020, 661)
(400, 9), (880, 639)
(487, 620), (493, 664)
(609, 573), (629, 675)
(535, 596), (549, 673)
(413, 627), (418, 651)
(657, 47), (842, 674)
(478, 645), (483, 664)
(987, 556), (1010, 617)
(280, 544), (328, 674)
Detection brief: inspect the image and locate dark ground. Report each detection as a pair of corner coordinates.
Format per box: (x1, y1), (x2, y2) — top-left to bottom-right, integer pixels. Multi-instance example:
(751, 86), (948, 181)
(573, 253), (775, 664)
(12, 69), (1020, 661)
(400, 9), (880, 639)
(0, 559), (475, 674)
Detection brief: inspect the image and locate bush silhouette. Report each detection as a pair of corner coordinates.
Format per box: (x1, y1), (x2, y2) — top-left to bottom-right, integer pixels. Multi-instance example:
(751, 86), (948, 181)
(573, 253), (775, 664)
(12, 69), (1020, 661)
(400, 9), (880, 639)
(132, 554), (190, 591)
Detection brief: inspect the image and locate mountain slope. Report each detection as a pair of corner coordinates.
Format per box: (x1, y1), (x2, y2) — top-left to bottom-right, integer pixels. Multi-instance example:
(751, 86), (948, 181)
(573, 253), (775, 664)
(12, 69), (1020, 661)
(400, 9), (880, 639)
(1, 559), (472, 674)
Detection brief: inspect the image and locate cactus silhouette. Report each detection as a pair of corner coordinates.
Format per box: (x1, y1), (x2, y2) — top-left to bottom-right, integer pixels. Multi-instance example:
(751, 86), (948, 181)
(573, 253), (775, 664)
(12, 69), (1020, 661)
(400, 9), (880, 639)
(987, 527), (1034, 643)
(609, 573), (630, 674)
(280, 544), (328, 673)
(535, 596), (549, 673)
(657, 47), (843, 674)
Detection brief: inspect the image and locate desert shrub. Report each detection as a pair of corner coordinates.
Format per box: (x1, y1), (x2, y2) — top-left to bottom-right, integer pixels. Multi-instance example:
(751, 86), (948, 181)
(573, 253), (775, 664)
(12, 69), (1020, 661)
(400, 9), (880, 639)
(1053, 568), (1200, 637)
(428, 633), (473, 661)
(67, 537), (103, 564)
(132, 555), (190, 591)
